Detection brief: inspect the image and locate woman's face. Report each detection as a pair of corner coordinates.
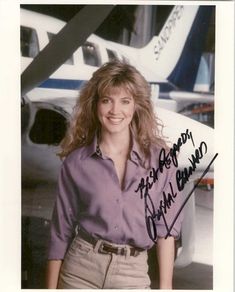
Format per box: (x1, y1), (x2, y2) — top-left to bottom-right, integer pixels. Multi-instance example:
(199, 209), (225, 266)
(97, 87), (135, 136)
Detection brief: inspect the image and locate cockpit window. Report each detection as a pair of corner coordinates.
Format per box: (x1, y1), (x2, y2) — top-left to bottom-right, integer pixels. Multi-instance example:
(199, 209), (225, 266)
(106, 49), (118, 61)
(47, 32), (74, 65)
(29, 109), (67, 145)
(82, 41), (101, 67)
(21, 26), (39, 58)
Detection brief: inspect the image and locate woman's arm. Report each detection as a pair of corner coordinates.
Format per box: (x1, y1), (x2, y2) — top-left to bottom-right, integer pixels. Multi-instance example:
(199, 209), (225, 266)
(47, 162), (79, 288)
(156, 236), (175, 289)
(45, 260), (63, 289)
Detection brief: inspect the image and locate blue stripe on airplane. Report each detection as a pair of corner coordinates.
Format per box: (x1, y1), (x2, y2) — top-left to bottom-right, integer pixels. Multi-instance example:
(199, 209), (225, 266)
(38, 78), (175, 99)
(168, 6), (213, 91)
(39, 78), (86, 90)
(158, 82), (177, 93)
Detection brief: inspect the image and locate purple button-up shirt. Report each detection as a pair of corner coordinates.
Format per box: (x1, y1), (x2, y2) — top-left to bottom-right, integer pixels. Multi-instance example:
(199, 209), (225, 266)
(48, 136), (183, 260)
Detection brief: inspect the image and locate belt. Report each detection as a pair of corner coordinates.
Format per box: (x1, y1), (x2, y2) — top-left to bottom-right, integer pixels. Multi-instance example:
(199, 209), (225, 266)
(77, 228), (144, 257)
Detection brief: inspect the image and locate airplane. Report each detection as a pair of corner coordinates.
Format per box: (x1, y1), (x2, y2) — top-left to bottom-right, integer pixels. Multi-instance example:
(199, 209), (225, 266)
(21, 5), (216, 288)
(21, 5), (214, 113)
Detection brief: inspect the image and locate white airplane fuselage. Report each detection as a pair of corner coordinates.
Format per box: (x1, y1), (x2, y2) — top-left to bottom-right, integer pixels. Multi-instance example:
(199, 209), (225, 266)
(21, 7), (214, 113)
(21, 6), (216, 269)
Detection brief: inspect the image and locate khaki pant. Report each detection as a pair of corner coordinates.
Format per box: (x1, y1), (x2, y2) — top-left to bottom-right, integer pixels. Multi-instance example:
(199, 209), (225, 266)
(58, 236), (151, 289)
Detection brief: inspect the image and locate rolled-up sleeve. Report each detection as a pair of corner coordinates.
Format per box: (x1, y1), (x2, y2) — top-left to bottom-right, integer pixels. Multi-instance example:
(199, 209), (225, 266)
(48, 161), (79, 260)
(155, 165), (184, 240)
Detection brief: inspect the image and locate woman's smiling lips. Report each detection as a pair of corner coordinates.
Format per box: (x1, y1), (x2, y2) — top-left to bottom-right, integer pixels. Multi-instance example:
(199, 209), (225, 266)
(107, 117), (124, 124)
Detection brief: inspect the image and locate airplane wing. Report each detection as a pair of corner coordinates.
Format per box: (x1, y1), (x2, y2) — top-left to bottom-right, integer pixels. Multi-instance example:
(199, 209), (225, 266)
(21, 5), (114, 96)
(165, 90), (214, 104)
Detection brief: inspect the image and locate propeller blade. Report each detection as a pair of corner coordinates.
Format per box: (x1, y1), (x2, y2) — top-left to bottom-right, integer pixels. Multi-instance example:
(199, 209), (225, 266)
(21, 5), (114, 96)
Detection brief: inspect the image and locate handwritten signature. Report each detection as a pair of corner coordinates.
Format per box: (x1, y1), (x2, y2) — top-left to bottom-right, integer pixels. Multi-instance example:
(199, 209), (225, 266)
(135, 129), (218, 243)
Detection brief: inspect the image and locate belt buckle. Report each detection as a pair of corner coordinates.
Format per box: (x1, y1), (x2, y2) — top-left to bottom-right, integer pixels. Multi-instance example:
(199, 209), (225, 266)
(98, 242), (126, 256)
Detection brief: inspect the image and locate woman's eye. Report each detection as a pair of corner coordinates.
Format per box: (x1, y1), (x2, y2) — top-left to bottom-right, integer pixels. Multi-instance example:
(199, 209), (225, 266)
(122, 99), (130, 104)
(101, 98), (110, 104)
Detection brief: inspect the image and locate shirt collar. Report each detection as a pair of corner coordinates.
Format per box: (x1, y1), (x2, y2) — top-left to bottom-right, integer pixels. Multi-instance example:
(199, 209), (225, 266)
(80, 135), (100, 159)
(80, 133), (143, 163)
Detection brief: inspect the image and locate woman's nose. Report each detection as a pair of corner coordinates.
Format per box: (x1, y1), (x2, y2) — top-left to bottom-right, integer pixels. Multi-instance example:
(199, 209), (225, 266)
(109, 101), (120, 114)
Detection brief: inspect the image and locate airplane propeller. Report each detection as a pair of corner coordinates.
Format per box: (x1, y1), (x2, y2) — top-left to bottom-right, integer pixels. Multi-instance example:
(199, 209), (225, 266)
(21, 5), (114, 96)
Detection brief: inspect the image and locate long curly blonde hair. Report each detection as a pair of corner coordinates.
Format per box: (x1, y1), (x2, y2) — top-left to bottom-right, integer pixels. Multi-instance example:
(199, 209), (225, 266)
(59, 61), (168, 159)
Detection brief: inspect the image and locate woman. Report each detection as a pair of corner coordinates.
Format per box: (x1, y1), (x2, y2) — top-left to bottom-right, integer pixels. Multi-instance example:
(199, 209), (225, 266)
(46, 61), (183, 289)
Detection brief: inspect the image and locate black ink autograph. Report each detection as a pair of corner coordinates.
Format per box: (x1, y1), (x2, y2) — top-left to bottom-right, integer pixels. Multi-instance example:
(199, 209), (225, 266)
(135, 129), (218, 243)
(136, 129), (194, 199)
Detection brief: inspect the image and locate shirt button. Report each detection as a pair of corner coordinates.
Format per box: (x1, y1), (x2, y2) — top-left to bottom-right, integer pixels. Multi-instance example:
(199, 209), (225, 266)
(114, 225), (118, 230)
(116, 199), (119, 203)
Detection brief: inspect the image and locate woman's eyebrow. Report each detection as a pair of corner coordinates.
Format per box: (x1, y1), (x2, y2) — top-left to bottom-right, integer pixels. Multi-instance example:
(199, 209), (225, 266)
(121, 96), (133, 99)
(100, 95), (133, 99)
(121, 97), (133, 101)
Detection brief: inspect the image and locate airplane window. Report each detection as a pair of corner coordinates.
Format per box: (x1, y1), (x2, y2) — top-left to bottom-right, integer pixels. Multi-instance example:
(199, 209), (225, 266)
(82, 42), (101, 67)
(21, 26), (39, 58)
(106, 49), (118, 61)
(29, 109), (67, 145)
(47, 32), (74, 65)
